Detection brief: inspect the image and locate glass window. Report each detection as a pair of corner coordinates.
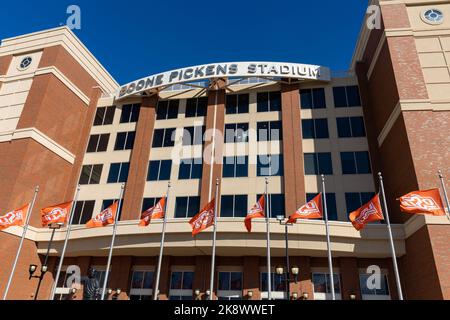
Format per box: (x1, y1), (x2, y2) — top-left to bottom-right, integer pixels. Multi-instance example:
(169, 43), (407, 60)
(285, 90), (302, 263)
(341, 152), (357, 174)
(333, 87), (348, 108)
(304, 153), (333, 175)
(257, 155), (284, 177)
(220, 195), (248, 218)
(261, 272), (286, 292)
(130, 270), (154, 300)
(152, 128), (176, 148)
(107, 162), (129, 183)
(226, 94), (249, 114)
(350, 117), (366, 137)
(302, 119), (315, 139)
(257, 121), (283, 141)
(337, 117), (366, 138)
(114, 131), (135, 151)
(72, 201), (95, 225)
(334, 86), (361, 108)
(120, 104), (140, 123)
(341, 152), (371, 175)
(312, 273), (341, 297)
(175, 197), (200, 218)
(157, 100), (179, 120)
(178, 158), (202, 180)
(224, 123), (249, 143)
(183, 126), (205, 146)
(79, 164), (103, 185)
(336, 118), (352, 138)
(355, 152), (372, 174)
(347, 86), (361, 107)
(223, 156), (248, 178)
(94, 106), (116, 126)
(257, 92), (281, 112)
(300, 88), (326, 109)
(302, 119), (329, 139)
(186, 97), (208, 118)
(147, 160), (172, 181)
(360, 273), (390, 298)
(87, 134), (110, 153)
(218, 272), (243, 291)
(170, 271), (194, 290)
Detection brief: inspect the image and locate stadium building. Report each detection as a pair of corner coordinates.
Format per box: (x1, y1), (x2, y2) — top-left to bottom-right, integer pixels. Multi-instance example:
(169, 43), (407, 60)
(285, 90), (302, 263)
(0, 0), (449, 300)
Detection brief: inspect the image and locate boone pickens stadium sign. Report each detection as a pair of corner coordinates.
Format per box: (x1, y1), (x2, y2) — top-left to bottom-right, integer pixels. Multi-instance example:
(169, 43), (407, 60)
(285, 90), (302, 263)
(116, 62), (331, 99)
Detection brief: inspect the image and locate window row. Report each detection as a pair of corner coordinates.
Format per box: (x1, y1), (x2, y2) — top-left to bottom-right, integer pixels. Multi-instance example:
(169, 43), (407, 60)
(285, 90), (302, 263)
(58, 269), (389, 301)
(79, 150), (371, 186)
(302, 117), (366, 139)
(92, 87), (361, 128)
(87, 116), (365, 154)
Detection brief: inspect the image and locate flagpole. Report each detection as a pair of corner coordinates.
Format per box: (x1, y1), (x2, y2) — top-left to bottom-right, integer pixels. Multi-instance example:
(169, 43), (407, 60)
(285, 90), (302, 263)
(153, 182), (171, 301)
(378, 173), (404, 300)
(321, 175), (335, 300)
(49, 185), (81, 300)
(438, 170), (450, 221)
(265, 177), (272, 300)
(209, 179), (220, 301)
(101, 184), (125, 301)
(3, 186), (40, 300)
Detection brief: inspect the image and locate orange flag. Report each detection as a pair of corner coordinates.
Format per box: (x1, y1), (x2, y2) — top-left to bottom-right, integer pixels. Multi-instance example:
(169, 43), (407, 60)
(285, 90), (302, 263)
(41, 202), (72, 227)
(189, 199), (215, 236)
(399, 189), (446, 216)
(86, 202), (118, 228)
(349, 194), (384, 231)
(288, 193), (323, 223)
(0, 204), (30, 231)
(245, 196), (265, 233)
(139, 197), (166, 227)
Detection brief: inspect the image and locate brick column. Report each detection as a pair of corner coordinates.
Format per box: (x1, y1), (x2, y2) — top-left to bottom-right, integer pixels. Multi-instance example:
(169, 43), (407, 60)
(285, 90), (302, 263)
(72, 256), (92, 300)
(0, 55), (13, 91)
(121, 95), (159, 220)
(340, 257), (361, 300)
(298, 256), (313, 300)
(243, 256), (260, 300)
(109, 256), (132, 300)
(281, 83), (306, 216)
(157, 256), (171, 300)
(200, 89), (225, 208)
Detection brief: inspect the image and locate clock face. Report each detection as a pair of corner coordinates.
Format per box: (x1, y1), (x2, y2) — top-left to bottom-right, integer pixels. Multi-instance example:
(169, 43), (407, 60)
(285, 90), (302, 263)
(423, 9), (444, 24)
(19, 56), (33, 70)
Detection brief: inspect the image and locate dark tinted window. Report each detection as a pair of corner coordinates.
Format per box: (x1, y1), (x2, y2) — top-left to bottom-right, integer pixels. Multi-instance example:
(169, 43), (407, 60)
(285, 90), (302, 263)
(300, 89), (326, 109)
(120, 104), (140, 123)
(257, 155), (284, 177)
(302, 119), (329, 139)
(72, 201), (95, 225)
(333, 87), (347, 108)
(94, 106), (115, 126)
(226, 94), (249, 114)
(347, 86), (361, 107)
(220, 195), (248, 218)
(304, 153), (333, 175)
(87, 134), (109, 153)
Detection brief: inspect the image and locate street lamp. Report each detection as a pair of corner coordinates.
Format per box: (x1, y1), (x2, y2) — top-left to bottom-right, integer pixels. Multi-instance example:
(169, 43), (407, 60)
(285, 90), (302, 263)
(276, 216), (294, 300)
(302, 292), (309, 300)
(291, 266), (299, 283)
(292, 292), (299, 300)
(29, 264), (37, 278)
(247, 291), (253, 299)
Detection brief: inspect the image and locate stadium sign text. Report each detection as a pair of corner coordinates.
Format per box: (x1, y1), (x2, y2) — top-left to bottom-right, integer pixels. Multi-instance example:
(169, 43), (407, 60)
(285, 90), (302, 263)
(116, 62), (331, 99)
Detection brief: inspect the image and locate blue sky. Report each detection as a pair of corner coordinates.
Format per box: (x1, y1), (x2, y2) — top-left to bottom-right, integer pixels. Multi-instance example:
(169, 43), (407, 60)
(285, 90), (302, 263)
(0, 1), (368, 84)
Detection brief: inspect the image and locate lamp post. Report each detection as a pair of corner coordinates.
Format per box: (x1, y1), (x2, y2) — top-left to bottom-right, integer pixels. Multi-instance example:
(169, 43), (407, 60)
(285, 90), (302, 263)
(276, 216), (295, 300)
(31, 222), (64, 300)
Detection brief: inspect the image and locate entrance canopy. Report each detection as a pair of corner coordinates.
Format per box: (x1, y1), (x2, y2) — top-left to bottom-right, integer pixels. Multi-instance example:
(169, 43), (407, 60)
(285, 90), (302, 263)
(116, 61), (331, 100)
